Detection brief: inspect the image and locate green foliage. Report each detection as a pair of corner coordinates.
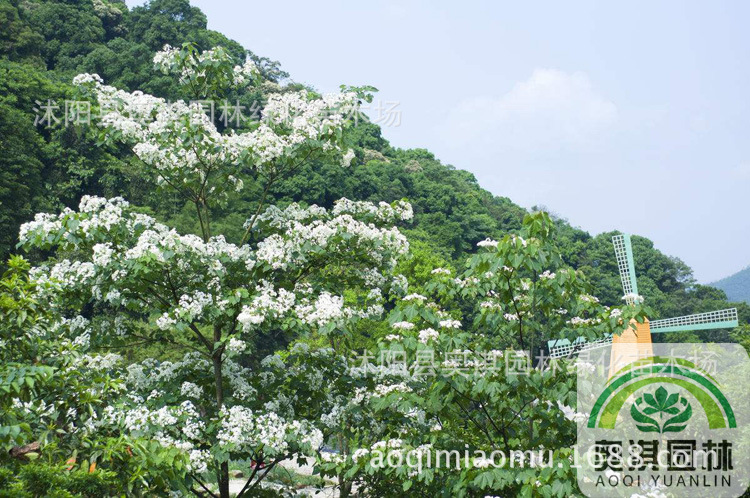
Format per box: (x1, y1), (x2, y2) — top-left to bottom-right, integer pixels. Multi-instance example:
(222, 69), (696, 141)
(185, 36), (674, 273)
(0, 0), (744, 339)
(0, 463), (118, 498)
(29, 3), (103, 67)
(712, 265), (750, 304)
(395, 239), (453, 294)
(0, 2), (748, 495)
(127, 0), (230, 53)
(0, 61), (52, 260)
(312, 213), (639, 496)
(0, 256), (191, 496)
(0, 0), (44, 63)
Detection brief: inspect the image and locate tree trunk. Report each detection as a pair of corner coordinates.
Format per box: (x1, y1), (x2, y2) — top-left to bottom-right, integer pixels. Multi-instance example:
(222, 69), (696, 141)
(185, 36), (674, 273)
(213, 346), (229, 498)
(217, 461), (230, 498)
(337, 433), (352, 497)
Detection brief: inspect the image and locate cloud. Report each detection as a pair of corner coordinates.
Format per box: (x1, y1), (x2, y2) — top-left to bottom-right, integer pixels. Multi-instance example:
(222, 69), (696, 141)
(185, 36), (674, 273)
(438, 68), (618, 152)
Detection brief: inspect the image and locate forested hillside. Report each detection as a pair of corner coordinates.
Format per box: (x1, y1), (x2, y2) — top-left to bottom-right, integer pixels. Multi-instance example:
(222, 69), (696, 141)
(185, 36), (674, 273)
(713, 266), (750, 304)
(1, 0), (747, 332)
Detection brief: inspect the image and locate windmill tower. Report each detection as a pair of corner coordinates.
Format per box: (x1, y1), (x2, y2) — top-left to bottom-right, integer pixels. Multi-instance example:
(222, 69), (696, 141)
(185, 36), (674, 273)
(548, 234), (739, 375)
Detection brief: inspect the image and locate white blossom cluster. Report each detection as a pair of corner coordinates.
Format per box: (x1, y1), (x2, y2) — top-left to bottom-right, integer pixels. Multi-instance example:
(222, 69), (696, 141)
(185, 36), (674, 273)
(153, 44), (259, 87)
(20, 196), (409, 340)
(332, 198), (413, 223)
(480, 300), (501, 310)
(71, 353), (123, 371)
(578, 294), (600, 303)
(216, 406), (323, 457)
(556, 400), (587, 423)
(351, 447), (370, 463)
(21, 195), (248, 276)
(373, 382), (411, 396)
(622, 292), (645, 304)
(232, 59), (260, 86)
(104, 400), (208, 472)
(438, 319), (462, 329)
(180, 382), (203, 399)
(452, 276), (480, 288)
(417, 328), (439, 344)
(125, 352), (210, 393)
(237, 283), (383, 334)
(319, 402), (345, 429)
(253, 201), (410, 272)
(510, 234), (528, 247)
(226, 337), (247, 355)
(295, 292), (344, 328)
(105, 349), (331, 472)
(567, 316), (602, 326)
(402, 293), (426, 302)
(217, 406), (288, 454)
(237, 281), (296, 330)
(430, 267), (451, 275)
(341, 148), (356, 167)
(72, 68), (359, 191)
(152, 44), (181, 73)
(391, 321), (415, 330)
(222, 358), (258, 401)
(262, 88), (358, 137)
(28, 259), (96, 301)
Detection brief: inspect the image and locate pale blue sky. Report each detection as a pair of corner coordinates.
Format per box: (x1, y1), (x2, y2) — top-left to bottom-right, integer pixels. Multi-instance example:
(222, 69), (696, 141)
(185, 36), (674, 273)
(127, 0), (750, 283)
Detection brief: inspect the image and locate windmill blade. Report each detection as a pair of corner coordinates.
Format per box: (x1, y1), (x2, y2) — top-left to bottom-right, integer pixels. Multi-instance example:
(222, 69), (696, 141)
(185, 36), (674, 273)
(650, 308), (739, 334)
(548, 335), (613, 358)
(612, 234), (639, 304)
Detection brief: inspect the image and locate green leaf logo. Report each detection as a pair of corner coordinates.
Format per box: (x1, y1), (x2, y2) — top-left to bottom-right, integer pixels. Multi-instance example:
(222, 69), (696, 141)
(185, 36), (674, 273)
(630, 386), (692, 433)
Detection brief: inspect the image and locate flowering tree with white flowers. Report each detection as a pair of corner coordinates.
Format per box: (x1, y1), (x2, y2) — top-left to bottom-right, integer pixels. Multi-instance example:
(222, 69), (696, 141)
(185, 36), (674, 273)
(310, 212), (647, 497)
(19, 44), (413, 497)
(14, 43), (652, 498)
(0, 256), (194, 495)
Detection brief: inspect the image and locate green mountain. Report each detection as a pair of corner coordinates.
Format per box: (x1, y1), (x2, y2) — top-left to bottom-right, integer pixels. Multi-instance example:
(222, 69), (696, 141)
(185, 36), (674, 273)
(0, 0), (748, 331)
(712, 266), (750, 304)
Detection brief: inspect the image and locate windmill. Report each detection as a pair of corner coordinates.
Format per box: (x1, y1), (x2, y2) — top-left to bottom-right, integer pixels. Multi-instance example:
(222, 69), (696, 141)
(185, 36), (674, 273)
(547, 234), (739, 374)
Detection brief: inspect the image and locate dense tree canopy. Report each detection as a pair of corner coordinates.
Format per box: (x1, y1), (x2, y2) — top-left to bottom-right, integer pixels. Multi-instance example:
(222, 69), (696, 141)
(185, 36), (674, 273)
(0, 0), (745, 338)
